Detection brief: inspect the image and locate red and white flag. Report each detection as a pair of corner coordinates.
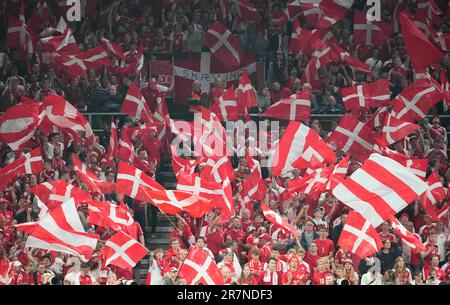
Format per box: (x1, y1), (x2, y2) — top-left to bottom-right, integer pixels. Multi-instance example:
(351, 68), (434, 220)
(72, 154), (115, 194)
(105, 121), (118, 166)
(210, 86), (238, 122)
(88, 200), (135, 232)
(288, 166), (332, 195)
(200, 155), (235, 183)
(0, 103), (40, 152)
(331, 43), (374, 76)
(101, 231), (148, 270)
(382, 113), (420, 145)
(144, 189), (214, 218)
(241, 157), (266, 200)
(342, 79), (391, 111)
(116, 161), (165, 202)
(421, 171), (446, 209)
(301, 41), (334, 88)
(237, 71), (258, 109)
(391, 79), (444, 122)
(353, 10), (392, 46)
(41, 28), (80, 55)
(328, 114), (376, 162)
(326, 155), (350, 192)
(0, 259), (13, 285)
(29, 180), (91, 215)
(261, 89), (311, 121)
(81, 46), (112, 70)
(332, 153), (428, 228)
(235, 0), (261, 23)
(338, 211), (383, 259)
(120, 84), (154, 122)
(0, 148), (43, 190)
(399, 158), (428, 180)
(53, 54), (87, 78)
(399, 10), (444, 71)
(117, 128), (138, 164)
(101, 36), (126, 60)
(289, 19), (313, 55)
(14, 198), (99, 261)
(178, 247), (224, 285)
(261, 202), (300, 238)
(204, 22), (243, 70)
(270, 121), (335, 177)
(6, 15), (34, 54)
(389, 215), (425, 253)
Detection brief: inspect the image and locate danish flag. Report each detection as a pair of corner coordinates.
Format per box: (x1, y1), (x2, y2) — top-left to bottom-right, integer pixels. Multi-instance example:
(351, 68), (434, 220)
(389, 216), (425, 253)
(353, 10), (393, 46)
(261, 202), (300, 238)
(204, 22), (243, 70)
(117, 129), (147, 170)
(14, 198), (99, 262)
(289, 19), (313, 55)
(261, 89), (311, 121)
(210, 86), (238, 122)
(235, 0), (261, 23)
(236, 71), (257, 109)
(331, 43), (374, 76)
(200, 155), (235, 183)
(29, 180), (91, 214)
(6, 15), (34, 54)
(391, 79), (444, 122)
(116, 161), (165, 202)
(288, 166), (332, 195)
(399, 158), (428, 180)
(332, 153), (428, 228)
(40, 28), (80, 55)
(81, 46), (112, 70)
(421, 172), (446, 210)
(171, 154), (197, 178)
(88, 200), (136, 232)
(0, 103), (40, 152)
(143, 189), (214, 218)
(270, 121), (335, 177)
(328, 114), (376, 162)
(102, 231), (148, 270)
(101, 36), (126, 60)
(341, 79), (391, 111)
(301, 41), (334, 87)
(326, 155), (350, 192)
(241, 156), (266, 200)
(0, 148), (43, 190)
(338, 211), (383, 259)
(366, 106), (389, 129)
(105, 121), (118, 166)
(382, 113), (420, 145)
(178, 246), (224, 285)
(121, 83), (154, 122)
(71, 154), (115, 194)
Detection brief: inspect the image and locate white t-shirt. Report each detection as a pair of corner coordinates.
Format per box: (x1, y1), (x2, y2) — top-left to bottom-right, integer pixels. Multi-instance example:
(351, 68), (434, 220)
(46, 142), (64, 160)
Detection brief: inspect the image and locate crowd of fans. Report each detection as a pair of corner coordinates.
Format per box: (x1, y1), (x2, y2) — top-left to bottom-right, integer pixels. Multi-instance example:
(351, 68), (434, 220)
(0, 0), (449, 285)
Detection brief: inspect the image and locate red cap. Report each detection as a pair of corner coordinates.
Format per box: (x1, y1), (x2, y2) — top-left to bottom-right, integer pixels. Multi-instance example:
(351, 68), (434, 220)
(219, 248), (233, 256)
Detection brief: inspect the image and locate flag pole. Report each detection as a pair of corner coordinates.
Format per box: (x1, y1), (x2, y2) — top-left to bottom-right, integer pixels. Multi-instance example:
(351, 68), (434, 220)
(172, 55), (175, 104)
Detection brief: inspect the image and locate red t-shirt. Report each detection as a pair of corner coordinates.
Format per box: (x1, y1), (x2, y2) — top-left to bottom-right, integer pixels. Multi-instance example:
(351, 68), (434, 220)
(312, 270), (328, 285)
(314, 238), (334, 257)
(282, 269), (308, 285)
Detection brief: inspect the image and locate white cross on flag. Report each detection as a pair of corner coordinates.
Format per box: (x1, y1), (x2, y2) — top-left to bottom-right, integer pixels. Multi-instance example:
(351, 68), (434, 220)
(261, 202), (300, 238)
(88, 200), (136, 232)
(0, 102), (40, 152)
(338, 211), (383, 259)
(116, 161), (165, 202)
(199, 155), (235, 183)
(261, 89), (311, 121)
(204, 22), (244, 71)
(382, 113), (420, 145)
(332, 153), (428, 228)
(6, 15), (34, 54)
(105, 121), (118, 166)
(0, 147), (43, 191)
(353, 10), (393, 46)
(54, 54), (87, 78)
(326, 155), (350, 192)
(143, 189), (215, 218)
(80, 46), (112, 70)
(328, 114), (376, 162)
(237, 71), (258, 110)
(72, 154), (115, 194)
(301, 41), (334, 88)
(288, 166), (332, 195)
(101, 36), (126, 60)
(421, 171), (446, 216)
(121, 83), (155, 122)
(269, 121), (335, 177)
(389, 215), (425, 253)
(178, 246), (224, 285)
(14, 198), (99, 262)
(29, 180), (91, 215)
(210, 85), (238, 122)
(342, 79), (391, 111)
(40, 28), (80, 55)
(101, 231), (148, 270)
(392, 79), (444, 123)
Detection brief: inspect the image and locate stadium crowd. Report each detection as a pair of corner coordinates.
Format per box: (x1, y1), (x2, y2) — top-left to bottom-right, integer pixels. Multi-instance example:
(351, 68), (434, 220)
(0, 0), (449, 285)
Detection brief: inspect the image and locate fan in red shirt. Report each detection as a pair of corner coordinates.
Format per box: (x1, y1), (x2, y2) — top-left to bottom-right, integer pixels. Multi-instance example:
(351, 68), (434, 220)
(314, 226), (335, 258)
(424, 255), (446, 281)
(422, 232), (441, 266)
(258, 233), (272, 264)
(258, 258), (281, 285)
(334, 247), (354, 267)
(282, 255), (308, 285)
(248, 248), (263, 284)
(419, 215), (437, 242)
(169, 215), (195, 249)
(270, 81), (292, 104)
(312, 257), (329, 285)
(9, 261), (27, 285)
(163, 238), (181, 273)
(199, 213), (224, 257)
(378, 221), (396, 243)
(224, 217), (247, 259)
(304, 242), (321, 270)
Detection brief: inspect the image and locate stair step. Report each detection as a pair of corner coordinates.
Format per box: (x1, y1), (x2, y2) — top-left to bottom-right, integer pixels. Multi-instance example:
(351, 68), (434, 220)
(145, 227), (173, 233)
